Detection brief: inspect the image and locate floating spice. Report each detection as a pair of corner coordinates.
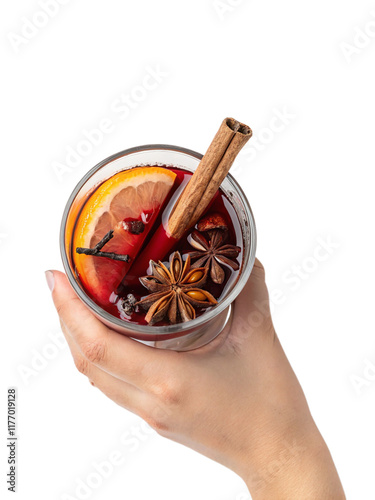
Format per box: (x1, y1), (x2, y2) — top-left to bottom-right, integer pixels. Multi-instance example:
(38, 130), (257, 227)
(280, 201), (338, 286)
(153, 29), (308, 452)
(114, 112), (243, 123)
(76, 230), (130, 262)
(135, 252), (217, 325)
(188, 229), (241, 284)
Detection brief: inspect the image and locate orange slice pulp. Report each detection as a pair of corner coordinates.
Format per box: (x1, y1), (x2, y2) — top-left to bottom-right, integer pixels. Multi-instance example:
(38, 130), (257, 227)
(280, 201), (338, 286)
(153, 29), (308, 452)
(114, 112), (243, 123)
(73, 166), (176, 306)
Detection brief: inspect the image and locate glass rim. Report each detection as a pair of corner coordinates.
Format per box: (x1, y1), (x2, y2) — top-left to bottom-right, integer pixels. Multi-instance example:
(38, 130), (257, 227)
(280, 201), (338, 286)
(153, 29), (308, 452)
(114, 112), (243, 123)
(60, 144), (257, 336)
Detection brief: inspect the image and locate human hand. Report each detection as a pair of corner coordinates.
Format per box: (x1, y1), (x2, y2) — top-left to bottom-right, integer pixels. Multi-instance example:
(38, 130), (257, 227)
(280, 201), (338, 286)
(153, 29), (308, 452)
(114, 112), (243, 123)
(46, 260), (345, 499)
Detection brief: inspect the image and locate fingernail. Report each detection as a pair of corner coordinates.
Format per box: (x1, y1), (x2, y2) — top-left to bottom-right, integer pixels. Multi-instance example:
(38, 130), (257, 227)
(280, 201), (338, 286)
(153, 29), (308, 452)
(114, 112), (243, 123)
(45, 270), (55, 292)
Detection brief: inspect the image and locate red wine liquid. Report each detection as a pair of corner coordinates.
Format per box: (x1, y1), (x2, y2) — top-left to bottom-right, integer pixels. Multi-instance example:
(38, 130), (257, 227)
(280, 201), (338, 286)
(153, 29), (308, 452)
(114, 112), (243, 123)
(73, 166), (243, 326)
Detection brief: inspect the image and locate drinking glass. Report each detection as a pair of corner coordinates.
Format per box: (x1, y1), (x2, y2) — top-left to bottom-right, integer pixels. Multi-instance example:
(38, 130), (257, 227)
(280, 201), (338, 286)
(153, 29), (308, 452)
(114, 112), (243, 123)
(60, 145), (257, 350)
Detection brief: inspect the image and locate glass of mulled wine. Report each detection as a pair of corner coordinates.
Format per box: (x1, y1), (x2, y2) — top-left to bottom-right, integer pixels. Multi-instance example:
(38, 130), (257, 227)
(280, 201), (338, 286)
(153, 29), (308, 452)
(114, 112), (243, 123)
(60, 145), (256, 350)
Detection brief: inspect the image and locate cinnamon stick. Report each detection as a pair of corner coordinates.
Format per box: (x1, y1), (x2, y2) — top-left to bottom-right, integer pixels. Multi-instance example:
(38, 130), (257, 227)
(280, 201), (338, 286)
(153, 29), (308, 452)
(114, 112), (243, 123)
(167, 118), (252, 239)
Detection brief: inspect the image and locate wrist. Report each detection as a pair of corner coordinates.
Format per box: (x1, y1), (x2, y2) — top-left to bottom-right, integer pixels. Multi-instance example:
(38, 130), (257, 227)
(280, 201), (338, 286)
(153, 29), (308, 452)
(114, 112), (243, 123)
(239, 424), (345, 499)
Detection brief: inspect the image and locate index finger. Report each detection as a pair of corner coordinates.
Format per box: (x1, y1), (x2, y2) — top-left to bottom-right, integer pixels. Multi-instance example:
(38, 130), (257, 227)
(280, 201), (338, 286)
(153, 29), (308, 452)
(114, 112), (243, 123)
(47, 270), (176, 391)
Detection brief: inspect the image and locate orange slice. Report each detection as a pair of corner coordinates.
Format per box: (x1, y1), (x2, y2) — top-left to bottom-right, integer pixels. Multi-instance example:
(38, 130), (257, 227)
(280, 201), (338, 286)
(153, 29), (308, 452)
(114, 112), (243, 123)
(73, 166), (176, 306)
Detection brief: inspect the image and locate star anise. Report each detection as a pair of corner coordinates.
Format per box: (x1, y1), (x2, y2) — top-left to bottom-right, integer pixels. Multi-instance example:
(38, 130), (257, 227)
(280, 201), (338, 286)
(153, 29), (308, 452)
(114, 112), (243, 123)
(188, 229), (241, 284)
(135, 252), (217, 325)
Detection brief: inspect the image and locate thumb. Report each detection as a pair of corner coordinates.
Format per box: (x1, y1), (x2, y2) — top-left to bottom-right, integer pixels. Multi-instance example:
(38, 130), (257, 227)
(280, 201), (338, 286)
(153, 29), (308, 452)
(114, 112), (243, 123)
(231, 258), (275, 343)
(45, 270), (173, 390)
(234, 259), (271, 319)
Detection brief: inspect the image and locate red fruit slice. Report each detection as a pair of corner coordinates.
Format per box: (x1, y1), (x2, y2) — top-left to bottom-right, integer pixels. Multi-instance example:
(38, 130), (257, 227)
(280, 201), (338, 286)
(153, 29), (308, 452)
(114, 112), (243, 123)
(73, 166), (176, 306)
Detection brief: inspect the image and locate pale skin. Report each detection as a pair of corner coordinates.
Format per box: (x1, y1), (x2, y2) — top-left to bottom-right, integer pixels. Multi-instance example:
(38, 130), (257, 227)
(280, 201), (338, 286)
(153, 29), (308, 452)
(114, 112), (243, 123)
(46, 260), (345, 499)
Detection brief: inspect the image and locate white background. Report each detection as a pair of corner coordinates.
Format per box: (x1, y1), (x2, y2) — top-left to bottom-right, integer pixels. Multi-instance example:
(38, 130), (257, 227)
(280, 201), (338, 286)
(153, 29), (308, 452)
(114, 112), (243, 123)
(1, 0), (375, 499)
